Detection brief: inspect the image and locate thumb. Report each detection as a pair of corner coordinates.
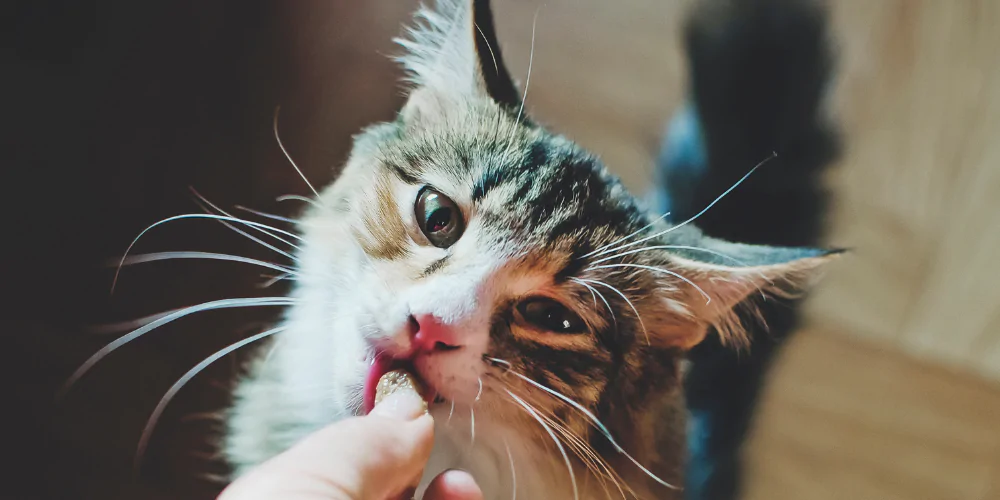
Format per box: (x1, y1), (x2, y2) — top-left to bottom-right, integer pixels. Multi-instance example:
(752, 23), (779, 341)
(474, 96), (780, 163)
(220, 374), (434, 500)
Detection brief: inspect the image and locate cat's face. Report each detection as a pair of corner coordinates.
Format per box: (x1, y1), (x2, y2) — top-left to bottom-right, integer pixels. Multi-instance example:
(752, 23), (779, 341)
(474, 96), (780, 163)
(289, 0), (832, 441)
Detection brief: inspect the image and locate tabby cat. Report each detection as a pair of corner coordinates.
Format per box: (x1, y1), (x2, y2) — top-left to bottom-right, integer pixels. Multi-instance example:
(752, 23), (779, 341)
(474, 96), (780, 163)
(222, 1), (838, 498)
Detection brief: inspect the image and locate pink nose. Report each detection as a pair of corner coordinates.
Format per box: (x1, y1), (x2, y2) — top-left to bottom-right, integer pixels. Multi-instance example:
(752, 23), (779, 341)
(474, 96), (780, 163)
(410, 314), (463, 352)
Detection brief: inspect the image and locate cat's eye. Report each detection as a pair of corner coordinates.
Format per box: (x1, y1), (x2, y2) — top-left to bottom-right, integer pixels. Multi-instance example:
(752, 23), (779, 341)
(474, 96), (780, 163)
(516, 298), (587, 334)
(415, 187), (464, 248)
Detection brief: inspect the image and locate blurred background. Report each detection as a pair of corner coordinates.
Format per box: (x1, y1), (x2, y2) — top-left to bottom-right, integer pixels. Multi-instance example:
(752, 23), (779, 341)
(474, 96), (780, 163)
(5, 0), (999, 498)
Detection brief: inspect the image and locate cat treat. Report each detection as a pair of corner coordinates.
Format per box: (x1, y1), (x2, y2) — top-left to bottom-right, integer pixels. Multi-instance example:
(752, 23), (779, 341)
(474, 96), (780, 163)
(374, 369), (427, 410)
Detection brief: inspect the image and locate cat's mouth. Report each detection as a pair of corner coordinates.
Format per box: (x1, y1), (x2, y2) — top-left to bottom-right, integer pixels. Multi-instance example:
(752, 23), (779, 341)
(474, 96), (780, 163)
(362, 351), (442, 414)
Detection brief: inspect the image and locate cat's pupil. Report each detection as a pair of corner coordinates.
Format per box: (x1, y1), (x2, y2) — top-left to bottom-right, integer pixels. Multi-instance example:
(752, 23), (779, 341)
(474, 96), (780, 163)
(427, 208), (451, 232)
(414, 187), (464, 248)
(517, 298), (586, 334)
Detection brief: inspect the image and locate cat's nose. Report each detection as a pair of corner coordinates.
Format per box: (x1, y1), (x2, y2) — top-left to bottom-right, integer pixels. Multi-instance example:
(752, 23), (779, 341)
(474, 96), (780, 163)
(409, 314), (463, 352)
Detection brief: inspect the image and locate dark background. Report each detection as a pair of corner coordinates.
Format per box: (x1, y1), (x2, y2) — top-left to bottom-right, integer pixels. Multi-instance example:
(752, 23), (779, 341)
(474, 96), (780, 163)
(4, 1), (417, 498)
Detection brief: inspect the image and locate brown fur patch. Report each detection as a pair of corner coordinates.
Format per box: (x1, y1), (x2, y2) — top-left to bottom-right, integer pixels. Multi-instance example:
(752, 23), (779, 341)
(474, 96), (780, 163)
(357, 174), (410, 260)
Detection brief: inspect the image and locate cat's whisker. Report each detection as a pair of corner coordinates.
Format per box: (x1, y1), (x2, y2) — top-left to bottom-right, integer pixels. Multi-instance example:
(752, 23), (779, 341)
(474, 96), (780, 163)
(484, 355), (513, 372)
(513, 6), (540, 129)
(505, 369), (680, 491)
(276, 194), (326, 210)
(134, 325), (287, 473)
(58, 297), (298, 399)
(476, 376), (484, 402)
(591, 153), (776, 258)
(259, 273), (295, 288)
(503, 437), (518, 500)
(509, 393), (614, 500)
(111, 213), (304, 294)
(190, 188), (300, 262)
(87, 308), (187, 335)
(448, 400), (455, 425)
(591, 244), (772, 295)
(273, 107), (325, 204)
(472, 23), (505, 146)
(117, 252), (298, 276)
(589, 263), (712, 305)
(582, 212), (671, 259)
(580, 278), (648, 344)
(234, 205), (300, 225)
(592, 245), (745, 274)
(569, 278), (617, 327)
(539, 411), (624, 500)
(505, 389), (579, 500)
(579, 281), (600, 309)
(470, 406), (476, 446)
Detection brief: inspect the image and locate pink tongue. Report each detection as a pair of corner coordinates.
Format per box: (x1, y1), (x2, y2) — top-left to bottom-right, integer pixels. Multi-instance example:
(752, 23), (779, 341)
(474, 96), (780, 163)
(363, 353), (397, 415)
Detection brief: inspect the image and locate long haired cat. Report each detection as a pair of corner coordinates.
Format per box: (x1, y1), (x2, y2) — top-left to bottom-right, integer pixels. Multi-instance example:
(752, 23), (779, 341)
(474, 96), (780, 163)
(212, 1), (839, 498)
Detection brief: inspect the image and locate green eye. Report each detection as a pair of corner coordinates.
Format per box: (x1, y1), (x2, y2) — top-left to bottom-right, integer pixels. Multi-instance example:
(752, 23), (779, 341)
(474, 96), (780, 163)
(415, 187), (464, 248)
(516, 298), (587, 334)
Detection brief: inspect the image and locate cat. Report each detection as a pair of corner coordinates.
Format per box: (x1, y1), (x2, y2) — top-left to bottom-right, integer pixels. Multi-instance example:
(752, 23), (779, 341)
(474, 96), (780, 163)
(221, 1), (839, 498)
(652, 0), (841, 499)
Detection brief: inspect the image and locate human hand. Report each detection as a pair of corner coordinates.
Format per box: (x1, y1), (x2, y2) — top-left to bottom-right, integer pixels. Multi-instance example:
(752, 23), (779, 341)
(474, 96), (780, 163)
(219, 374), (483, 500)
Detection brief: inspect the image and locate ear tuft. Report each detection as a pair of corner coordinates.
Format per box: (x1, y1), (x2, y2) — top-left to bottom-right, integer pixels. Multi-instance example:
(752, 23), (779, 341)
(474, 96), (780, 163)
(658, 239), (843, 349)
(394, 0), (521, 112)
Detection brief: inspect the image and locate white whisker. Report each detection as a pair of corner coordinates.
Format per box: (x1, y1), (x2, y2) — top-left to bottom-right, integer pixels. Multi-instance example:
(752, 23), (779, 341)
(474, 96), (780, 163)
(276, 194), (325, 210)
(134, 325), (287, 471)
(484, 356), (512, 371)
(507, 370), (679, 490)
(570, 278), (617, 329)
(259, 273), (295, 288)
(476, 377), (484, 402)
(234, 205), (300, 225)
(88, 308), (186, 335)
(189, 188), (299, 262)
(273, 107), (324, 202)
(117, 252), (297, 276)
(58, 297), (298, 398)
(583, 212), (671, 259)
(513, 7), (541, 128)
(589, 263), (713, 304)
(570, 278), (601, 310)
(111, 213), (304, 293)
(591, 245), (759, 276)
(591, 153), (776, 258)
(506, 389), (579, 500)
(470, 406), (476, 446)
(448, 400), (455, 424)
(504, 437), (517, 500)
(579, 278), (648, 344)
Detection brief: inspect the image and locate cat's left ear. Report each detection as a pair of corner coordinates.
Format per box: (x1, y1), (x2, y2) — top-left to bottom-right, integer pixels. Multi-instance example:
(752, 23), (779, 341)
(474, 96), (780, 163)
(654, 237), (844, 349)
(396, 0), (522, 120)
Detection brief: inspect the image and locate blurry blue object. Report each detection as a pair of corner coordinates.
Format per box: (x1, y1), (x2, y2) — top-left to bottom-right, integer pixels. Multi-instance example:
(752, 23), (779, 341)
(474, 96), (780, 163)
(658, 1), (840, 499)
(650, 102), (707, 217)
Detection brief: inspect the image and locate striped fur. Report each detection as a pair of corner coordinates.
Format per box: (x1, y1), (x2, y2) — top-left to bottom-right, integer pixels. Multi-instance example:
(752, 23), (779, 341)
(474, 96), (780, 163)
(224, 2), (837, 498)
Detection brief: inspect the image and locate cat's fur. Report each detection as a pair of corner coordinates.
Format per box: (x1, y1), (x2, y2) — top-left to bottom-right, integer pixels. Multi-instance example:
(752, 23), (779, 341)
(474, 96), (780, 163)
(224, 1), (837, 498)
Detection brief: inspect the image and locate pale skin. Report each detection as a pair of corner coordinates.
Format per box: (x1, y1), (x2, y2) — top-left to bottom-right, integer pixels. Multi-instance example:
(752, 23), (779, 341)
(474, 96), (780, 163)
(220, 387), (484, 500)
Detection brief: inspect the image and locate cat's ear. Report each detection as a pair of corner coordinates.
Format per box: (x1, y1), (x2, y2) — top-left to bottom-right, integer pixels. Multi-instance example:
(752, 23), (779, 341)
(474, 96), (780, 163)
(654, 237), (843, 349)
(396, 0), (522, 121)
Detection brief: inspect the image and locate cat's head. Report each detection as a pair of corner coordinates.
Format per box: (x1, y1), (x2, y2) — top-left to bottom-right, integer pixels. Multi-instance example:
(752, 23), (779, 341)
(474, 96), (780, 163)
(293, 0), (836, 439)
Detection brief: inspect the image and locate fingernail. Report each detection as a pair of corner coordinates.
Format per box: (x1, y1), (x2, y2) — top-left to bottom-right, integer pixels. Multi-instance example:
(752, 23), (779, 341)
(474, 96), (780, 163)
(371, 370), (428, 420)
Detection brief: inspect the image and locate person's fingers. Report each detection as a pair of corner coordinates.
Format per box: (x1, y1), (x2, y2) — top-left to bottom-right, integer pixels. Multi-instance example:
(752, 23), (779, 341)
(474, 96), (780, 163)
(220, 380), (434, 500)
(423, 470), (485, 500)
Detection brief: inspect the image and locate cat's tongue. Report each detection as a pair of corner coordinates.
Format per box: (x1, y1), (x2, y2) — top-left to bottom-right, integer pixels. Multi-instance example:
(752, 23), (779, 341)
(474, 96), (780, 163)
(363, 353), (428, 414)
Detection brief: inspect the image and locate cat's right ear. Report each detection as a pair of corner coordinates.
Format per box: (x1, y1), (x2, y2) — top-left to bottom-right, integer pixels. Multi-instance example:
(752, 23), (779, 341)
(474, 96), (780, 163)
(395, 0), (522, 122)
